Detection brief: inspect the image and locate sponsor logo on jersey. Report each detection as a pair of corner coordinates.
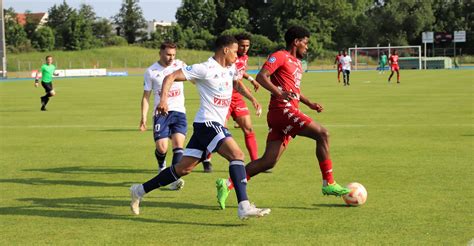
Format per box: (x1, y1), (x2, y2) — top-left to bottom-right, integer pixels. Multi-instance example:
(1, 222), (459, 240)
(185, 65), (192, 71)
(268, 56), (276, 63)
(168, 89), (181, 97)
(213, 96), (231, 107)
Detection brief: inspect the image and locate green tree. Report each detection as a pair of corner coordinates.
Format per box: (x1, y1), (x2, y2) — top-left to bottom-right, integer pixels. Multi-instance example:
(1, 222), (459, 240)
(249, 34), (276, 56)
(4, 8), (32, 52)
(226, 7), (249, 29)
(47, 1), (75, 49)
(31, 26), (55, 51)
(370, 0), (435, 46)
(176, 0), (217, 33)
(23, 10), (38, 40)
(113, 0), (147, 44)
(93, 18), (113, 39)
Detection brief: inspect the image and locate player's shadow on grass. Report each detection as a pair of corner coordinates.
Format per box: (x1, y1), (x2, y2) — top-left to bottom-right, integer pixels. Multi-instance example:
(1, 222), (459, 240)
(0, 178), (133, 187)
(23, 165), (228, 174)
(0, 205), (241, 228)
(1, 196), (240, 227)
(312, 203), (349, 208)
(23, 166), (156, 175)
(18, 196), (220, 211)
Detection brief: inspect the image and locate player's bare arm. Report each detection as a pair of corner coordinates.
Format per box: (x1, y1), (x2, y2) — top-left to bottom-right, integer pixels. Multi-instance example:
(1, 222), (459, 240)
(256, 68), (296, 100)
(157, 69), (187, 115)
(300, 94), (323, 113)
(139, 90), (152, 131)
(233, 79), (262, 116)
(243, 72), (259, 91)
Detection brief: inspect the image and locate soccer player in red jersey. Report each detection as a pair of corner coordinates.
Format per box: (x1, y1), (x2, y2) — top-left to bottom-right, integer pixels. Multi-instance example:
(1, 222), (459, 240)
(334, 50), (343, 83)
(216, 26), (350, 209)
(388, 50), (400, 83)
(202, 33), (261, 173)
(229, 33), (261, 159)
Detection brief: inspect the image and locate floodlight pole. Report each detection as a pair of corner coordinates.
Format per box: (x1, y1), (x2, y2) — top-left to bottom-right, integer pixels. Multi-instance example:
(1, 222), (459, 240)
(0, 0), (6, 78)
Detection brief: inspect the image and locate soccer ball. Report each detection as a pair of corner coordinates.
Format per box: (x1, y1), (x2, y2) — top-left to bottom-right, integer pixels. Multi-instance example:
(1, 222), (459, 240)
(342, 182), (367, 206)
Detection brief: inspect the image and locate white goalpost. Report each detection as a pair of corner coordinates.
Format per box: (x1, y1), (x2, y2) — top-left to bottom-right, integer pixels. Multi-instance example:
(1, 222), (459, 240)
(348, 45), (422, 70)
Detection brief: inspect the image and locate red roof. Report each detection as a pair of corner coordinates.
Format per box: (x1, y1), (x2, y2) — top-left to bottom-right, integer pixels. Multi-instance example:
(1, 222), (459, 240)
(16, 13), (46, 26)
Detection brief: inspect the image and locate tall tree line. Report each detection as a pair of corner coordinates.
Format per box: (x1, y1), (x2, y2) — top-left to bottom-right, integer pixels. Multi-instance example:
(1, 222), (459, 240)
(4, 0), (473, 57)
(173, 0), (473, 58)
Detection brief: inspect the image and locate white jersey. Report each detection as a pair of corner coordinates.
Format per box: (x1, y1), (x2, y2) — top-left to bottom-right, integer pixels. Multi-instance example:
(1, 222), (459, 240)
(340, 55), (352, 71)
(182, 57), (240, 125)
(144, 60), (186, 113)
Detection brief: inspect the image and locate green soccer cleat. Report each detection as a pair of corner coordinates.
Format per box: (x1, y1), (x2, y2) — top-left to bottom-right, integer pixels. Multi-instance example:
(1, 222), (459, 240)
(322, 182), (351, 197)
(216, 178), (230, 210)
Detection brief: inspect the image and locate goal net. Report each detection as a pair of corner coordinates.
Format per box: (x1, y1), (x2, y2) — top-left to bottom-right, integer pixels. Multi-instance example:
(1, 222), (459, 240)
(348, 45), (422, 71)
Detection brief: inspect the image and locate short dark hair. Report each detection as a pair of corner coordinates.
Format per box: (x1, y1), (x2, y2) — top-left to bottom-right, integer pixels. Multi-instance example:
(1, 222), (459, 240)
(284, 26), (310, 47)
(214, 35), (238, 50)
(45, 55), (52, 60)
(160, 41), (177, 50)
(235, 33), (252, 42)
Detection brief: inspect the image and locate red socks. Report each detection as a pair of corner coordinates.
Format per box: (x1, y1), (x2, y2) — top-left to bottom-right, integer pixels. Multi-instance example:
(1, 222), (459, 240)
(227, 174), (250, 190)
(244, 132), (258, 161)
(319, 159), (334, 184)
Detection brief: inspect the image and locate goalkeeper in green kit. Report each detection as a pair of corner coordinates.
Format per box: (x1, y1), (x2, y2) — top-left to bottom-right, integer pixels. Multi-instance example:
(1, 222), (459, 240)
(35, 56), (59, 111)
(378, 51), (388, 74)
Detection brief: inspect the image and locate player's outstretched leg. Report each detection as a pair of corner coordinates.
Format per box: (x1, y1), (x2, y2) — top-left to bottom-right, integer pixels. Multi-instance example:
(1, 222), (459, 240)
(297, 121), (350, 197)
(129, 156), (199, 215)
(217, 137), (270, 219)
(168, 147), (185, 190)
(216, 141), (284, 210)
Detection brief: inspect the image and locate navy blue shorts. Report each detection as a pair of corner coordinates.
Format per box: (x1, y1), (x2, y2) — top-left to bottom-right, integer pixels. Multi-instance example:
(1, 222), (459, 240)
(183, 121), (232, 160)
(153, 111), (187, 141)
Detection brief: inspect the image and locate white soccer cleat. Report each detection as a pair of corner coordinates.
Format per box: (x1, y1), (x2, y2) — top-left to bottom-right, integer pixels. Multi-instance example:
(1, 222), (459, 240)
(168, 178), (185, 191)
(130, 184), (143, 215)
(237, 201), (271, 220)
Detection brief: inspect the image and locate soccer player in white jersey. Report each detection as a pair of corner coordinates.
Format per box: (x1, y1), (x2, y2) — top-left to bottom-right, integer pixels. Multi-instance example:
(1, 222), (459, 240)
(130, 35), (270, 220)
(140, 42), (186, 190)
(340, 50), (352, 86)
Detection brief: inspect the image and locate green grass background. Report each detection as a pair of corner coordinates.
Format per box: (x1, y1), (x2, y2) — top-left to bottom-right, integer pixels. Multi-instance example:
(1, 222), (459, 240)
(0, 69), (472, 244)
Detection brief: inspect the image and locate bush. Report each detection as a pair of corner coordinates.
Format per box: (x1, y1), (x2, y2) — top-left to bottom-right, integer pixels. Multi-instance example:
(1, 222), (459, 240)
(187, 39), (207, 50)
(31, 27), (55, 52)
(220, 28), (250, 37)
(6, 40), (36, 53)
(249, 34), (276, 56)
(105, 36), (128, 46)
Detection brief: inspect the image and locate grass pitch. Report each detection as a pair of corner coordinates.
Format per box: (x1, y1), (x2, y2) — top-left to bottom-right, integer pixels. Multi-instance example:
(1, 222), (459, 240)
(0, 69), (472, 244)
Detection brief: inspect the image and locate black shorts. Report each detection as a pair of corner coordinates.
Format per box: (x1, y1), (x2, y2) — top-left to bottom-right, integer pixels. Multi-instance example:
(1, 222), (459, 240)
(41, 82), (53, 93)
(343, 70), (351, 75)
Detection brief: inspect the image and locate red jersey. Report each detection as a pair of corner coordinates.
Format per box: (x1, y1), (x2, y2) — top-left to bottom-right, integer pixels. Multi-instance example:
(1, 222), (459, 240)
(389, 55), (399, 66)
(335, 54), (342, 66)
(262, 50), (303, 110)
(231, 54), (248, 99)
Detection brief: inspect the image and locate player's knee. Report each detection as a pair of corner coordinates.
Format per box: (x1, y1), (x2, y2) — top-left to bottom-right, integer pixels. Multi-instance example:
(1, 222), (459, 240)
(261, 155), (278, 168)
(174, 164), (192, 176)
(242, 127), (253, 135)
(155, 145), (167, 154)
(229, 149), (245, 161)
(318, 127), (329, 141)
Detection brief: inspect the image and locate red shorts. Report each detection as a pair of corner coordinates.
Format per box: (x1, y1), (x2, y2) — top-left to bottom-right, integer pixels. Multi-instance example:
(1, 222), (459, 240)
(391, 65), (399, 71)
(266, 106), (313, 146)
(227, 94), (249, 121)
(338, 65), (342, 72)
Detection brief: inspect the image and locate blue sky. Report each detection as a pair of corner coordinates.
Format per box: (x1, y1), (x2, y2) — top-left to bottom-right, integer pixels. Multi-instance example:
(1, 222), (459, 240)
(5, 0), (182, 22)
